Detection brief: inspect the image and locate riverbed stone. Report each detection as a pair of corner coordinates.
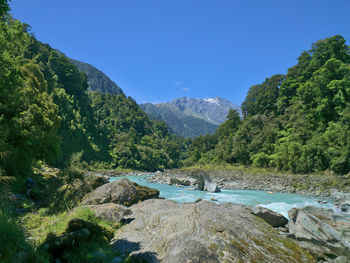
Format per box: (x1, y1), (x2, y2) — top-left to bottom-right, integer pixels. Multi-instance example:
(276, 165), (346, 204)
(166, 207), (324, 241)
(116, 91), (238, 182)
(170, 178), (191, 186)
(204, 179), (221, 193)
(81, 203), (132, 223)
(81, 178), (159, 207)
(340, 201), (350, 212)
(251, 206), (288, 227)
(333, 255), (350, 263)
(112, 199), (313, 262)
(190, 170), (221, 192)
(288, 206), (350, 258)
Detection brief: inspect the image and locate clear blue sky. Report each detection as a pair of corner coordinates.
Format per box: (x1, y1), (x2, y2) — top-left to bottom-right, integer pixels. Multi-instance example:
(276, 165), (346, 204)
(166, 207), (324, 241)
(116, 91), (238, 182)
(10, 0), (350, 106)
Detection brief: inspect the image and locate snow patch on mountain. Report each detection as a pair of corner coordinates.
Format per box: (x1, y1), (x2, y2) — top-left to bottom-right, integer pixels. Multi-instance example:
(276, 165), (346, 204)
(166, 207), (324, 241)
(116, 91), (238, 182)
(204, 98), (220, 105)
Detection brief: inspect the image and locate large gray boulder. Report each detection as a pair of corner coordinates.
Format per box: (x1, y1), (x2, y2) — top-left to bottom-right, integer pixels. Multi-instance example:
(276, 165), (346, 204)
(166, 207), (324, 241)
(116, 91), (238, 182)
(190, 170), (220, 193)
(82, 178), (159, 207)
(169, 178), (191, 186)
(112, 199), (313, 262)
(251, 206), (288, 228)
(204, 179), (220, 193)
(288, 206), (350, 258)
(82, 203), (132, 223)
(340, 201), (350, 213)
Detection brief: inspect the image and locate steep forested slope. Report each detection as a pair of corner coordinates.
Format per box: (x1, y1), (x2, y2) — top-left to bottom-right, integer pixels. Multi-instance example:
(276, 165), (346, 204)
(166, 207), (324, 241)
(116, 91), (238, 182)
(186, 35), (350, 175)
(0, 16), (183, 183)
(89, 93), (184, 170)
(70, 58), (124, 95)
(55, 50), (124, 95)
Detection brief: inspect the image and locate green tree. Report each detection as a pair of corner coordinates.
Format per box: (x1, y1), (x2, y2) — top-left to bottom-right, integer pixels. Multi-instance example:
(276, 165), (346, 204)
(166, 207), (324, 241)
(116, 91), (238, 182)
(0, 19), (60, 178)
(0, 0), (10, 16)
(242, 75), (284, 117)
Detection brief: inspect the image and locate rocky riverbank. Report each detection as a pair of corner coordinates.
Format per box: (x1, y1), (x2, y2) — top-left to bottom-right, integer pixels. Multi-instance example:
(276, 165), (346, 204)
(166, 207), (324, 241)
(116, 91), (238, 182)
(16, 169), (350, 262)
(148, 169), (350, 203)
(112, 199), (350, 262)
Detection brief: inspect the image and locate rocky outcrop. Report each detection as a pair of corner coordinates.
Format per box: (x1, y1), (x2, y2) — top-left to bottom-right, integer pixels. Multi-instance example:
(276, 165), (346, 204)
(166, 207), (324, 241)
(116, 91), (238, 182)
(204, 180), (221, 192)
(56, 174), (109, 210)
(251, 206), (288, 228)
(112, 199), (313, 262)
(82, 178), (159, 207)
(288, 206), (350, 259)
(190, 170), (221, 193)
(82, 203), (132, 223)
(89, 175), (109, 189)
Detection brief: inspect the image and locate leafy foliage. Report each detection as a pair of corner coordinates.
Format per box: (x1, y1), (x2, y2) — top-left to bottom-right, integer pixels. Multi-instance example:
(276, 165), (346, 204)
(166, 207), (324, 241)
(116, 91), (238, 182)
(0, 196), (40, 262)
(186, 35), (350, 175)
(90, 92), (184, 170)
(0, 18), (60, 178)
(0, 0), (10, 16)
(241, 75), (284, 117)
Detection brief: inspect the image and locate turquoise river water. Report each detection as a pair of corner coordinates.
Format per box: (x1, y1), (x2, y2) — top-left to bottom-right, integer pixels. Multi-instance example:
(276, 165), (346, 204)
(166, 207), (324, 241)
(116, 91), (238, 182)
(110, 174), (335, 218)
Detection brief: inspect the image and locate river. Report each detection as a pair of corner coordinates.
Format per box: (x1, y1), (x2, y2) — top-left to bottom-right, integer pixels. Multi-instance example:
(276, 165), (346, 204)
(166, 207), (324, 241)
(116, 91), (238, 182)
(110, 174), (334, 218)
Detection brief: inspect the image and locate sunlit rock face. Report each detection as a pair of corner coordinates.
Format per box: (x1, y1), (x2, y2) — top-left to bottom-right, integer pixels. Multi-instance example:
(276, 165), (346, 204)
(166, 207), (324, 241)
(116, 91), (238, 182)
(112, 199), (313, 263)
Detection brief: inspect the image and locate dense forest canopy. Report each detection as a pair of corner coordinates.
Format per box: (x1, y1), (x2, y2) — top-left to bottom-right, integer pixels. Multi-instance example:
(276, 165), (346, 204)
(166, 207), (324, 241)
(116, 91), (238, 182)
(0, 15), (184, 185)
(186, 35), (350, 175)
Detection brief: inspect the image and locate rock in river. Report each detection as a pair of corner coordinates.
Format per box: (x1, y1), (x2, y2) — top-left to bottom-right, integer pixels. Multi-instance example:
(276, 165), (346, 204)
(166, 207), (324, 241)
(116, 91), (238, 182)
(170, 178), (191, 186)
(190, 170), (221, 193)
(112, 199), (313, 262)
(82, 178), (159, 207)
(251, 206), (288, 228)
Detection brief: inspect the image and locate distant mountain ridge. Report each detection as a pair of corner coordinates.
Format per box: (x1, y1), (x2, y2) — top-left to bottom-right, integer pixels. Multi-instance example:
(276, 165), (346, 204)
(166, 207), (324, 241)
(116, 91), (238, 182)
(170, 96), (241, 125)
(140, 103), (218, 138)
(141, 97), (240, 138)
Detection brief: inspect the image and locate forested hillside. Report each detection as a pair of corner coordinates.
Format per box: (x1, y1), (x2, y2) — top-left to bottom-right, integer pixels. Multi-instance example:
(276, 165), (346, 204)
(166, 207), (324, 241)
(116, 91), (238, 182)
(186, 35), (350, 175)
(0, 15), (183, 184)
(89, 92), (184, 170)
(54, 50), (124, 95)
(70, 58), (124, 95)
